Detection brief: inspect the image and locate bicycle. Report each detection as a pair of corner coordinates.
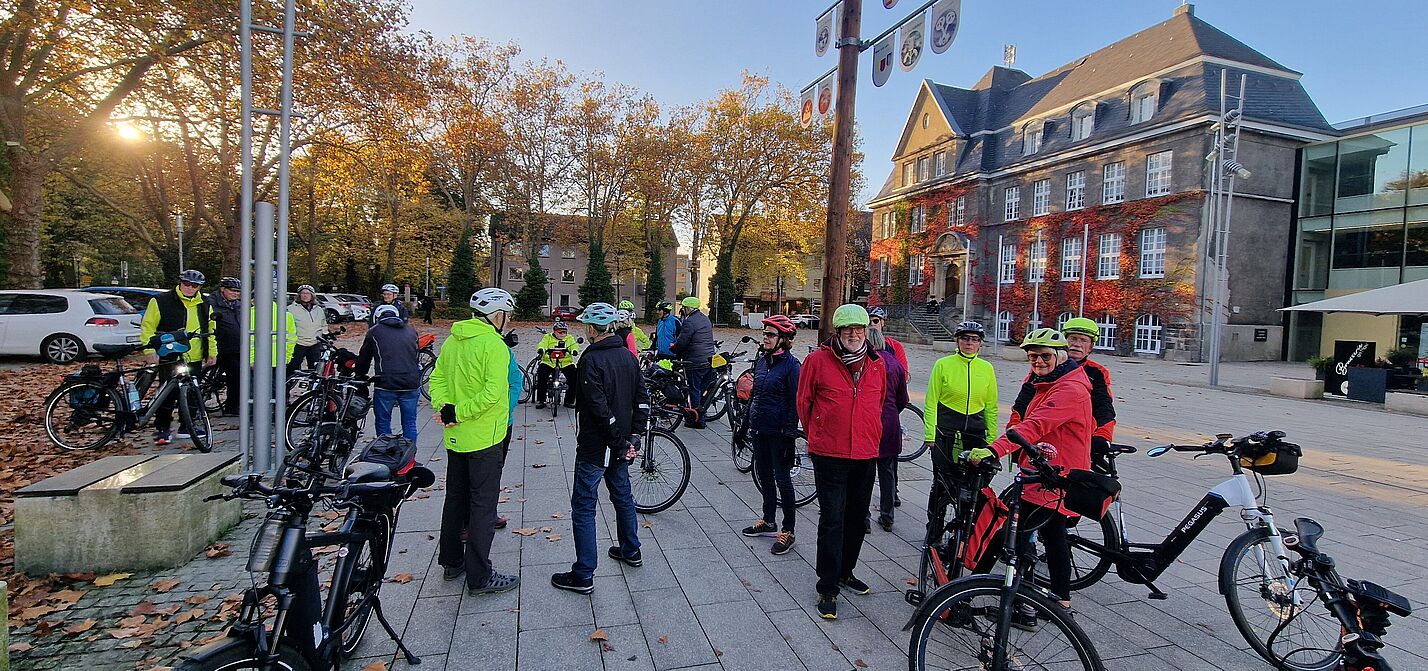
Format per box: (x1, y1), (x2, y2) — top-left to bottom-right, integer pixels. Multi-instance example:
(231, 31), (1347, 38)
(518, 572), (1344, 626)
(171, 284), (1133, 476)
(904, 430), (1105, 671)
(43, 333), (212, 453)
(894, 405), (928, 462)
(747, 429), (818, 508)
(905, 452), (1001, 607)
(629, 405), (692, 514)
(283, 345), (369, 453)
(417, 331), (436, 402)
(199, 364), (227, 414)
(179, 462), (435, 670)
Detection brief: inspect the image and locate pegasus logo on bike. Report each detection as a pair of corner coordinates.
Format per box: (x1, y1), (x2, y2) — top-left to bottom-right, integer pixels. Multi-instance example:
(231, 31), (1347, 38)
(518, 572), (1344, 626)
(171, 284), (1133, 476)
(1180, 505), (1211, 534)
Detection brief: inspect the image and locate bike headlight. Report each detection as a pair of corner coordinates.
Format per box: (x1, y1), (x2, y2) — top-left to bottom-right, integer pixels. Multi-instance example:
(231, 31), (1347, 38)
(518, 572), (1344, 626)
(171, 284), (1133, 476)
(174, 364), (190, 375)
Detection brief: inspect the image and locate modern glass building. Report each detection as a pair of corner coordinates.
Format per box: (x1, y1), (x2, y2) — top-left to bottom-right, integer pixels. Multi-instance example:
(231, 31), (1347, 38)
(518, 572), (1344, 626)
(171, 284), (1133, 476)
(1288, 105), (1428, 361)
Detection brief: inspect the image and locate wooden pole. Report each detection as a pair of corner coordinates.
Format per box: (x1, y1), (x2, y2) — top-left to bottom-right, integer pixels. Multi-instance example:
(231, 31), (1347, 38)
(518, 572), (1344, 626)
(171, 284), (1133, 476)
(819, 0), (862, 343)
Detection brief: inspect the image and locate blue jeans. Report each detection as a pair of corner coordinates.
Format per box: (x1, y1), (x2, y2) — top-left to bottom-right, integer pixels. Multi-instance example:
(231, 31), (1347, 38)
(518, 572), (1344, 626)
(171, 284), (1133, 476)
(685, 365), (713, 420)
(570, 459), (641, 580)
(372, 388), (419, 441)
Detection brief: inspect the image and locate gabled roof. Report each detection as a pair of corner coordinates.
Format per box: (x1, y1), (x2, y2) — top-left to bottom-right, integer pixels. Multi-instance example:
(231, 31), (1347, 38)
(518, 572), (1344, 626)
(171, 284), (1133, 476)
(889, 81), (963, 162)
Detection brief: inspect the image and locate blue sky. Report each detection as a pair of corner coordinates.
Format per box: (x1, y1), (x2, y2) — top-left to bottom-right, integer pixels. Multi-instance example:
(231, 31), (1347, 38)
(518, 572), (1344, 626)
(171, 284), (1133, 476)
(408, 0), (1425, 206)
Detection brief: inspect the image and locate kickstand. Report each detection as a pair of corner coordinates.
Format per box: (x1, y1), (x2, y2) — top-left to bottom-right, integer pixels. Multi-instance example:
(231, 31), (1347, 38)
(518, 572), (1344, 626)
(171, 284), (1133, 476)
(1146, 582), (1168, 600)
(371, 593), (422, 665)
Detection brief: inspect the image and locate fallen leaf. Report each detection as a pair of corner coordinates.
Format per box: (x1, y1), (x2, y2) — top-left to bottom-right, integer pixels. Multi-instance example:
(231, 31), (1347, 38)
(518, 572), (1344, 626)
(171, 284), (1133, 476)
(516, 497), (527, 503)
(64, 619), (97, 634)
(175, 608), (206, 625)
(539, 526), (553, 532)
(546, 534), (562, 542)
(132, 601), (159, 616)
(854, 659), (869, 668)
(93, 572), (133, 587)
(641, 520), (652, 528)
(156, 604), (182, 616)
(550, 512), (564, 519)
(152, 579), (181, 593)
(8, 642), (32, 653)
(531, 463), (548, 468)
(498, 496), (510, 503)
(185, 594), (211, 605)
(658, 635), (669, 645)
(360, 661), (389, 671)
(107, 627), (141, 639)
(118, 614), (147, 628)
(590, 628), (609, 642)
(205, 543), (233, 558)
(602, 642), (616, 652)
(905, 577), (918, 585)
(49, 589), (86, 606)
(513, 527), (538, 537)
(17, 605), (59, 621)
(388, 573), (415, 584)
(714, 649), (723, 657)
(119, 639), (144, 649)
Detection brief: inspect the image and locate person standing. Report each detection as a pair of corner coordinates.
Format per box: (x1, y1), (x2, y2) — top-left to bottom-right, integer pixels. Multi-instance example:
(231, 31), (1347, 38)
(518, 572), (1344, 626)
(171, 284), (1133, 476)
(615, 309), (639, 356)
(618, 300), (651, 351)
(140, 269), (217, 444)
(1041, 317), (1116, 473)
(797, 304), (887, 620)
(739, 315), (801, 555)
(431, 288), (521, 596)
(418, 292), (435, 325)
(534, 321), (580, 409)
(370, 283), (409, 325)
(287, 285), (327, 373)
(356, 305), (422, 441)
(208, 277), (244, 416)
(671, 296), (714, 428)
(496, 327), (523, 531)
(866, 306), (908, 371)
(921, 321), (997, 544)
(551, 303), (650, 595)
(867, 323), (909, 532)
(654, 302), (680, 359)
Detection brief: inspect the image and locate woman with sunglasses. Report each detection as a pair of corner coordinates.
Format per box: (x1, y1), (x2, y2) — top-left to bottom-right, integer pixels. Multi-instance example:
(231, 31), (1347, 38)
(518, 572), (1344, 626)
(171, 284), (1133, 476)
(740, 315), (802, 556)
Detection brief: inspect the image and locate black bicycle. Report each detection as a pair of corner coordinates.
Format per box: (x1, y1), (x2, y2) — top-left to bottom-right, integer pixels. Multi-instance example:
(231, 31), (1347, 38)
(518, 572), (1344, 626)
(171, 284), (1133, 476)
(630, 405), (692, 514)
(284, 343), (368, 451)
(180, 458), (435, 670)
(905, 454), (1001, 607)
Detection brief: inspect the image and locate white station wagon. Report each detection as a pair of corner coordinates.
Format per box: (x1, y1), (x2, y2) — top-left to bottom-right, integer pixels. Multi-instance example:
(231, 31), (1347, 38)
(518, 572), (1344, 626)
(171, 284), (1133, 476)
(0, 289), (143, 364)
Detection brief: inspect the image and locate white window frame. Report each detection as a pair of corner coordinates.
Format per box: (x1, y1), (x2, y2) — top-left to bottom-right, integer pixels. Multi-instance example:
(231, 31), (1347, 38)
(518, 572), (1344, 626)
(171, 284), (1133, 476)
(1028, 238), (1047, 283)
(1066, 171), (1086, 210)
(910, 205), (925, 233)
(997, 311), (1013, 342)
(909, 254), (925, 285)
(1130, 83), (1158, 124)
(1146, 150), (1173, 197)
(1098, 233), (1122, 279)
(999, 243), (1017, 284)
(561, 269), (576, 283)
(954, 195), (966, 225)
(1071, 104), (1095, 141)
(508, 267), (525, 281)
(903, 162), (915, 186)
(1061, 237), (1083, 281)
(1056, 312), (1075, 331)
(1004, 186), (1020, 221)
(560, 248), (576, 259)
(879, 256), (891, 286)
(933, 151), (947, 176)
(1029, 313), (1043, 330)
(1095, 313), (1117, 350)
(917, 156), (930, 182)
(1134, 314), (1163, 354)
(1022, 123), (1043, 156)
(1139, 227), (1166, 278)
(1103, 161), (1125, 204)
(1032, 179), (1051, 216)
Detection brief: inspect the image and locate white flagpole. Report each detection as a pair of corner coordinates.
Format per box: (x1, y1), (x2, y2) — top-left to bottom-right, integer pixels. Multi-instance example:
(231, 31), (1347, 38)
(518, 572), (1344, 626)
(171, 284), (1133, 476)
(994, 234), (1003, 355)
(1079, 222), (1089, 316)
(1031, 230), (1041, 330)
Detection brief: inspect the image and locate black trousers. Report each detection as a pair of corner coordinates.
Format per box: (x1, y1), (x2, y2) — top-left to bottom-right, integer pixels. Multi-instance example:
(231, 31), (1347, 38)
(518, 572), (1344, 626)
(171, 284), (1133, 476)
(751, 432), (797, 532)
(874, 456), (898, 524)
(154, 356), (187, 433)
(287, 344), (319, 374)
(535, 363), (576, 405)
(218, 353), (241, 414)
(438, 446), (505, 587)
(810, 454), (876, 597)
(422, 307), (433, 324)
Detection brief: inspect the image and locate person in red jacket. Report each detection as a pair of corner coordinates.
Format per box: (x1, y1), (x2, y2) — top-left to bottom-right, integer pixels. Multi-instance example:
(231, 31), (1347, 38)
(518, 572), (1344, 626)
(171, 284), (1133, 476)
(796, 304), (887, 621)
(1062, 317), (1116, 472)
(865, 306), (907, 371)
(970, 327), (1092, 626)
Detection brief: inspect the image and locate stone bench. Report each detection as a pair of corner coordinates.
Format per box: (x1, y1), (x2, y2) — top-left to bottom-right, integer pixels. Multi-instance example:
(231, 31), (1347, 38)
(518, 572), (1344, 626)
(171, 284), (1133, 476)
(1386, 392), (1428, 417)
(14, 453), (243, 575)
(1269, 377), (1323, 399)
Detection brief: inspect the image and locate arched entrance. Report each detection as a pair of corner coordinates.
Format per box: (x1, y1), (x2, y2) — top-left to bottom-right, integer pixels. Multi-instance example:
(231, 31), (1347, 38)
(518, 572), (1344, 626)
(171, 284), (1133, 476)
(929, 232), (972, 315)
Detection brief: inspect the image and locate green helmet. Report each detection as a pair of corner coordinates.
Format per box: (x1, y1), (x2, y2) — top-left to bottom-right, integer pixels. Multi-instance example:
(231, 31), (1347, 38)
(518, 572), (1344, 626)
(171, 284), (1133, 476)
(831, 304), (870, 329)
(1020, 327), (1069, 350)
(1062, 317), (1100, 339)
(618, 300), (635, 310)
(681, 296), (702, 309)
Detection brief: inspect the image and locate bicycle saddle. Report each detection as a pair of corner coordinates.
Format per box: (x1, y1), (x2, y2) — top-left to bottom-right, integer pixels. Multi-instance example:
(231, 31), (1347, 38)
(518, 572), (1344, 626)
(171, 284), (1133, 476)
(94, 343), (141, 358)
(345, 461), (392, 483)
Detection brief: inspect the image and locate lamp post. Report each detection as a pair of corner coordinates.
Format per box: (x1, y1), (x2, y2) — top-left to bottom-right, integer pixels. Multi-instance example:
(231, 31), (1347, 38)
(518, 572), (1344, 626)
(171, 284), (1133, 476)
(1206, 71), (1249, 387)
(176, 214), (185, 272)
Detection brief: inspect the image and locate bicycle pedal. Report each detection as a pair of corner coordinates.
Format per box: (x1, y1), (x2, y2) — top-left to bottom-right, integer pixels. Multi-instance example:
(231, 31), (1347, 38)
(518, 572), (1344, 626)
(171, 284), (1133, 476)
(1146, 583), (1168, 600)
(904, 589), (925, 606)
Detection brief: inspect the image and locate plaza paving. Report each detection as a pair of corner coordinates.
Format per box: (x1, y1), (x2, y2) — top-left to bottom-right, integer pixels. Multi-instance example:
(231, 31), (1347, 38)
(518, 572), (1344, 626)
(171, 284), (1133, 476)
(11, 328), (1428, 670)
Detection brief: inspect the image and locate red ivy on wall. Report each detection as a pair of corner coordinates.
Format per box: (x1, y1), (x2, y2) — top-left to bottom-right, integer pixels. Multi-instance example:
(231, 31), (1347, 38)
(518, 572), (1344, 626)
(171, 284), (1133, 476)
(868, 183), (982, 307)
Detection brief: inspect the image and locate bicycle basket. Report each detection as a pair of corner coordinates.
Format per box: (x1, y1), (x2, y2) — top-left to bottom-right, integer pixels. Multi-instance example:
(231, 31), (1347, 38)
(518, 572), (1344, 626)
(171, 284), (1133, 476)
(735, 370), (754, 402)
(1238, 437), (1301, 476)
(1060, 469), (1121, 519)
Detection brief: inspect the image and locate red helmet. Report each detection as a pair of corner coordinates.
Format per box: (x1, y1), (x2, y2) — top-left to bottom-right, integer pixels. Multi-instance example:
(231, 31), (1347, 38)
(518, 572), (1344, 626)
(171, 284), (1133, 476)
(761, 315), (797, 335)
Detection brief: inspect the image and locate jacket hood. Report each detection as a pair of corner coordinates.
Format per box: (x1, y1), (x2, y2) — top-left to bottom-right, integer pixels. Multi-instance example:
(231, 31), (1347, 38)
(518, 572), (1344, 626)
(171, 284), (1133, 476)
(376, 316), (407, 328)
(451, 318), (496, 340)
(173, 287), (206, 307)
(588, 333), (626, 351)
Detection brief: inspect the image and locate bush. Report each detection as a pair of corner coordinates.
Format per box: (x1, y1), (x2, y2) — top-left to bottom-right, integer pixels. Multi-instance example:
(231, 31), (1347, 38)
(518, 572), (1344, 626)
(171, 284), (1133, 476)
(1306, 355), (1332, 373)
(1385, 346), (1418, 367)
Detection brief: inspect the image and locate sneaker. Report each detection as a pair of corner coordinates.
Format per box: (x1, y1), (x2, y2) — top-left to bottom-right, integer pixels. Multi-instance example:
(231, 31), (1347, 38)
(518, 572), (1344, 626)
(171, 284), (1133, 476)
(894, 497), (902, 508)
(468, 571), (520, 595)
(443, 565), (464, 581)
(175, 430), (191, 439)
(771, 532), (795, 555)
(495, 516), (508, 530)
(841, 575), (872, 595)
(550, 571), (594, 595)
(607, 546), (643, 567)
(817, 594), (838, 620)
(535, 402), (547, 410)
(1011, 603), (1039, 631)
(864, 517), (872, 535)
(155, 431), (172, 446)
(741, 520), (777, 537)
(879, 517), (894, 532)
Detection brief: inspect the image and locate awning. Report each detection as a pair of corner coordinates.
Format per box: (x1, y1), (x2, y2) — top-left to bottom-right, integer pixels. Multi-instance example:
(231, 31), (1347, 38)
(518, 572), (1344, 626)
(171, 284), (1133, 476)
(1279, 278), (1428, 316)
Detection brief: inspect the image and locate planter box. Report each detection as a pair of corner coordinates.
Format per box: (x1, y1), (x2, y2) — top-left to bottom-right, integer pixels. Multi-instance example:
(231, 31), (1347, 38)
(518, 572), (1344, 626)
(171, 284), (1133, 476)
(1269, 377), (1323, 399)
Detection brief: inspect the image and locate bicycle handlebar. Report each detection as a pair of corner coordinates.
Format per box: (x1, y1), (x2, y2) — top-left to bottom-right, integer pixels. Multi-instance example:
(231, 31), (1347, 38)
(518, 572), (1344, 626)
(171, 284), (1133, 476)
(210, 472), (397, 503)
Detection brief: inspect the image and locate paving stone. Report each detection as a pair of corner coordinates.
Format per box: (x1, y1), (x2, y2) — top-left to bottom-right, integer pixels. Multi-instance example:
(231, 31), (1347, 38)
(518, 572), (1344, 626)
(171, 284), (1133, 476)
(630, 587), (717, 670)
(515, 622), (604, 671)
(517, 561), (594, 632)
(693, 600), (805, 671)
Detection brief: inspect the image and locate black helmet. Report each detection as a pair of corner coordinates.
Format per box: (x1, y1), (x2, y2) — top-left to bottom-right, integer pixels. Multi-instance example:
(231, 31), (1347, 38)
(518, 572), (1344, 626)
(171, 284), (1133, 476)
(953, 320), (986, 339)
(219, 277), (241, 290)
(867, 306), (888, 319)
(658, 301), (674, 313)
(179, 269), (206, 285)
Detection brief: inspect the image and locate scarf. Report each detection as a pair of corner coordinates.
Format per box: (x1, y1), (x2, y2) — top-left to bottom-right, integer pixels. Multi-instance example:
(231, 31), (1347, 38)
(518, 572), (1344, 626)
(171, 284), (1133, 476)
(830, 336), (869, 369)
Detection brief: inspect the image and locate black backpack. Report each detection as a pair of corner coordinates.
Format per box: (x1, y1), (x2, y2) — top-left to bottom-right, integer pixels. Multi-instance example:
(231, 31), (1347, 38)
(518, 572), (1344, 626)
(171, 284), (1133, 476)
(352, 434), (418, 476)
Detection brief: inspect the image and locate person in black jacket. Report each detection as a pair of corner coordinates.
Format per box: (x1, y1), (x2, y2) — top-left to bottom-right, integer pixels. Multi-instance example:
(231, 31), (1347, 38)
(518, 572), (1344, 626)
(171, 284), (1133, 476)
(208, 277), (244, 416)
(356, 304), (421, 441)
(369, 283), (410, 325)
(551, 303), (650, 595)
(739, 315), (802, 555)
(671, 296), (715, 428)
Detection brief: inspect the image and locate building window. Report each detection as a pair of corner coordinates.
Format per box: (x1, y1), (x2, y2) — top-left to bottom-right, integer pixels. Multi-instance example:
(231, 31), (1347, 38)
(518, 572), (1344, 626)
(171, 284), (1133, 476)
(561, 269), (576, 283)
(1032, 179), (1051, 216)
(560, 294), (571, 306)
(1098, 233), (1122, 279)
(1061, 237), (1083, 281)
(1134, 314), (1162, 353)
(1139, 227), (1166, 277)
(954, 195), (966, 225)
(917, 156), (930, 182)
(879, 256), (891, 286)
(997, 311), (1013, 342)
(909, 254), (925, 285)
(1029, 313), (1043, 330)
(903, 162), (914, 186)
(1022, 123), (1043, 156)
(1103, 161), (1126, 204)
(1071, 103), (1095, 141)
(1028, 237), (1047, 283)
(1066, 171), (1086, 210)
(1095, 314), (1117, 350)
(1004, 186), (1020, 221)
(880, 211), (895, 238)
(1146, 150), (1173, 197)
(538, 244), (550, 257)
(1130, 82), (1158, 124)
(561, 248), (576, 259)
(933, 151), (947, 176)
(508, 267), (525, 281)
(1000, 243), (1017, 284)
(910, 205), (925, 233)
(1056, 312), (1075, 331)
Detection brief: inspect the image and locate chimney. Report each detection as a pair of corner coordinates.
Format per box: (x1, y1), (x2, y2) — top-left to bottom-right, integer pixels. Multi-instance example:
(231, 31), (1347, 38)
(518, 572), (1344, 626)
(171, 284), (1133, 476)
(1175, 2), (1194, 17)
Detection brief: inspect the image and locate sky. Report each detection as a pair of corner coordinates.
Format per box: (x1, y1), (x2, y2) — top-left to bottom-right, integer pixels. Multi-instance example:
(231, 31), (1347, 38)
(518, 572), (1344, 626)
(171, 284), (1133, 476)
(407, 0), (1427, 207)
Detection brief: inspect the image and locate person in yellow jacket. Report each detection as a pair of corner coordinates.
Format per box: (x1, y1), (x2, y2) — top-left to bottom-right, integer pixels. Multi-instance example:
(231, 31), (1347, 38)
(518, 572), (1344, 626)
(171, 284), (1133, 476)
(430, 287), (521, 596)
(921, 320), (998, 543)
(139, 270), (218, 445)
(248, 302), (298, 367)
(534, 320), (580, 409)
(618, 300), (651, 351)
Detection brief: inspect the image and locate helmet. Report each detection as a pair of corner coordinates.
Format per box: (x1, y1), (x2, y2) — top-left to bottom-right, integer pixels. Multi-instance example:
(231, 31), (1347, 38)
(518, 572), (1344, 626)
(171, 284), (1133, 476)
(296, 284), (316, 294)
(381, 283), (399, 294)
(469, 288), (515, 315)
(1020, 328), (1069, 350)
(681, 296), (702, 309)
(552, 320), (568, 332)
(178, 269), (206, 285)
(761, 315), (797, 335)
(618, 300), (635, 310)
(658, 301), (674, 313)
(616, 309), (634, 327)
(1062, 317), (1100, 339)
(831, 304), (870, 329)
(953, 320), (986, 339)
(373, 304), (403, 323)
(867, 306), (888, 319)
(219, 277), (241, 290)
(577, 302), (619, 327)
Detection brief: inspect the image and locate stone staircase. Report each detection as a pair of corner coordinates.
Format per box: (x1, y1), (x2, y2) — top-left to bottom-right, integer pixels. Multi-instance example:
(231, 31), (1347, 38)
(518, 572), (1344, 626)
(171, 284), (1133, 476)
(908, 309), (957, 343)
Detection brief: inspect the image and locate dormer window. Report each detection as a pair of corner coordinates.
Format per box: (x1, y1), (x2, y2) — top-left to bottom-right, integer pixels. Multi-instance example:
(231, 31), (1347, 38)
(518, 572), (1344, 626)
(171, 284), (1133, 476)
(1071, 103), (1096, 141)
(1129, 82), (1159, 124)
(1022, 122), (1043, 156)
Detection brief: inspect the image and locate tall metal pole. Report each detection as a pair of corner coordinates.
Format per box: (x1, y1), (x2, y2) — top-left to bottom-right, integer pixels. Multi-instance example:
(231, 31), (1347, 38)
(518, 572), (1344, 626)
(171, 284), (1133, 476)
(253, 202), (275, 473)
(238, 0), (255, 470)
(176, 215), (185, 271)
(1209, 73), (1247, 387)
(1207, 69), (1228, 385)
(1078, 222), (1089, 316)
(818, 0), (862, 343)
(271, 0), (297, 472)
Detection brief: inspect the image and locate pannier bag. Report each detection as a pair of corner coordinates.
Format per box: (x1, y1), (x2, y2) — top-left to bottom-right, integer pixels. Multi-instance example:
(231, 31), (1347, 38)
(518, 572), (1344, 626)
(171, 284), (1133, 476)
(353, 434), (418, 476)
(65, 364), (111, 413)
(417, 333), (435, 350)
(735, 370), (754, 402)
(963, 487), (1009, 570)
(1239, 436), (1301, 476)
(1061, 469), (1122, 520)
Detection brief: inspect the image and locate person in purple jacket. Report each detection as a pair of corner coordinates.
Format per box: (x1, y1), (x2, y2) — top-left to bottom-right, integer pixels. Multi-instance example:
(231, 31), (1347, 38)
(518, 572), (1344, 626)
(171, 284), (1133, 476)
(868, 323), (910, 532)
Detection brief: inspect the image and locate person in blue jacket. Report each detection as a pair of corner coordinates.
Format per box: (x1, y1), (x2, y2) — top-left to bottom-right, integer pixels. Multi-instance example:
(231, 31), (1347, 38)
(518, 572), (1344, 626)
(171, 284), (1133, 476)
(739, 315), (802, 555)
(654, 301), (680, 359)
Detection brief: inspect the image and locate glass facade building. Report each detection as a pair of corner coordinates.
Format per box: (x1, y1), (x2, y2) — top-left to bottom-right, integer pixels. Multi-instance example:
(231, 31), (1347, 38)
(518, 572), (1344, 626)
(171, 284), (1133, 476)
(1289, 110), (1428, 361)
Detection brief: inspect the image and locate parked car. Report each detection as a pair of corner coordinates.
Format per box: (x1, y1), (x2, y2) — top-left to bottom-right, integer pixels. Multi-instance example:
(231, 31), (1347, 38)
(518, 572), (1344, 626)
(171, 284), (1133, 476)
(0, 290), (143, 364)
(81, 286), (164, 315)
(335, 294), (371, 322)
(791, 314), (821, 330)
(551, 305), (580, 321)
(314, 293), (354, 323)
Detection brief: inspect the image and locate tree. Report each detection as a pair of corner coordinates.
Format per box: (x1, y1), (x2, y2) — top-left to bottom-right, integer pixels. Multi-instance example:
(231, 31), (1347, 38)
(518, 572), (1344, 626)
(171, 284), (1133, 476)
(514, 255), (549, 321)
(496, 60), (576, 284)
(579, 241), (614, 306)
(447, 227), (476, 308)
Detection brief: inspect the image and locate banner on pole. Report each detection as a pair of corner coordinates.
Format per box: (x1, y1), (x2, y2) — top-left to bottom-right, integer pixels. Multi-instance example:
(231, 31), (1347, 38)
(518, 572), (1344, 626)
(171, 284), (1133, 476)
(900, 12), (925, 72)
(800, 88), (816, 127)
(815, 3), (841, 57)
(929, 0), (961, 55)
(816, 75), (835, 117)
(871, 33), (895, 87)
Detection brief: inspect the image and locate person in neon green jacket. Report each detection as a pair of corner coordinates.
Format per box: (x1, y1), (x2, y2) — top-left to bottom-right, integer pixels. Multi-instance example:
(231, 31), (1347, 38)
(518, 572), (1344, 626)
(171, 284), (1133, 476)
(247, 302), (297, 366)
(534, 321), (580, 409)
(921, 320), (998, 545)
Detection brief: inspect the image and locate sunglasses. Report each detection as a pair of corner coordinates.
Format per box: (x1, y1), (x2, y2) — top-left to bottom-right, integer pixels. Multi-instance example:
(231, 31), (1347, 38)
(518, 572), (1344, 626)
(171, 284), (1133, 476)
(762, 331), (781, 338)
(869, 317), (884, 323)
(956, 335), (982, 342)
(180, 281), (201, 288)
(1026, 352), (1057, 362)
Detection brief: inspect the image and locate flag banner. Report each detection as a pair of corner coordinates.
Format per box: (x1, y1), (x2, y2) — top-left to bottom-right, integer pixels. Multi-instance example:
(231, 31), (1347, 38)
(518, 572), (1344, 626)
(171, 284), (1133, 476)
(871, 33), (895, 87)
(900, 12), (926, 72)
(815, 9), (833, 57)
(929, 0), (961, 54)
(883, 0), (898, 7)
(817, 75), (835, 117)
(800, 88), (815, 127)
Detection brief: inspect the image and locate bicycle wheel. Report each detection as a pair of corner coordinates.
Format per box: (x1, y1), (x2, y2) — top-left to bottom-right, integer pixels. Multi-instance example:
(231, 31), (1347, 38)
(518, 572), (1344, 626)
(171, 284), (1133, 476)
(702, 381), (730, 423)
(519, 359), (538, 404)
(335, 513), (391, 659)
(1220, 527), (1341, 671)
(896, 404), (927, 462)
(1031, 512), (1118, 592)
(284, 390), (330, 449)
(631, 429), (691, 514)
(174, 642), (314, 671)
(752, 432), (817, 507)
(419, 362), (434, 403)
(908, 575), (1105, 671)
(43, 382), (123, 450)
(178, 382), (213, 453)
(730, 401), (753, 474)
(201, 365), (227, 413)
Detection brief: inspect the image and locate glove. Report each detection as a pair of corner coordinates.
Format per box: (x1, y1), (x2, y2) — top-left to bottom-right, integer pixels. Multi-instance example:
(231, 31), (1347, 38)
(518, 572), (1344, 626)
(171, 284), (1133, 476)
(965, 447), (995, 464)
(439, 403), (457, 425)
(504, 331), (520, 348)
(1091, 436), (1111, 455)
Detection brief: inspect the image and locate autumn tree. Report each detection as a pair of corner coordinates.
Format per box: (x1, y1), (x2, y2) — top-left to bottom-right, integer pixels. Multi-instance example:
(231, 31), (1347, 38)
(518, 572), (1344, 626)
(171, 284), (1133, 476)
(626, 111), (694, 319)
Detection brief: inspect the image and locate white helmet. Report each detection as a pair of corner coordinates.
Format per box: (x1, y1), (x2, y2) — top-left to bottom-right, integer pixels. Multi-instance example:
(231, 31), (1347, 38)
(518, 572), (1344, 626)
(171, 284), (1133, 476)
(373, 304), (403, 323)
(470, 288), (515, 315)
(381, 283), (399, 294)
(616, 309), (634, 328)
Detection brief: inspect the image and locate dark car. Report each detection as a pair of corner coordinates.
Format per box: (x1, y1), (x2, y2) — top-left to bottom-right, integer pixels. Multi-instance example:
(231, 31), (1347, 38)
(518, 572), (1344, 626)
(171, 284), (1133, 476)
(551, 305), (580, 321)
(81, 287), (164, 315)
